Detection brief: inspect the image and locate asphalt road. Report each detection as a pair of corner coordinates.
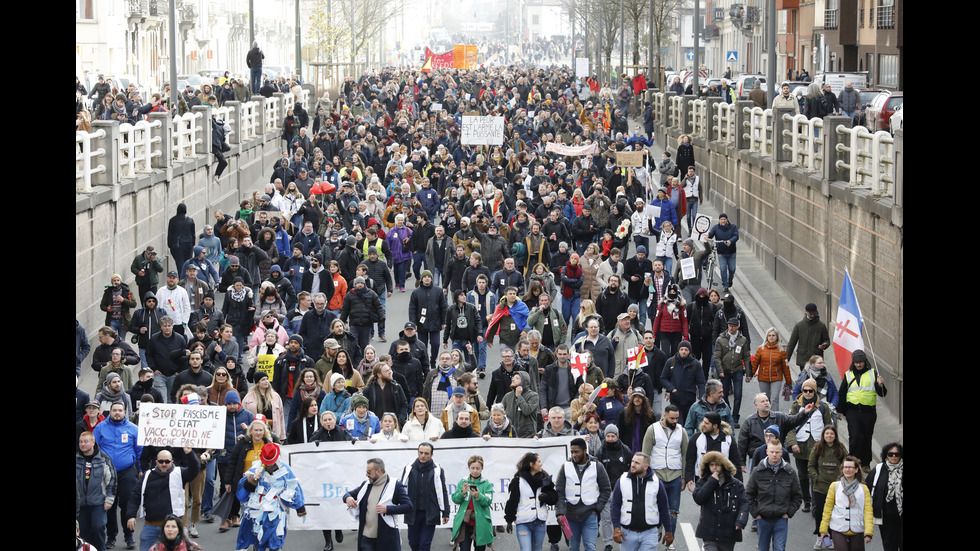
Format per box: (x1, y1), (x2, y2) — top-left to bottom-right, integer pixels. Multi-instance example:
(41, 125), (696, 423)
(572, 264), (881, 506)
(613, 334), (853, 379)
(159, 270), (881, 551)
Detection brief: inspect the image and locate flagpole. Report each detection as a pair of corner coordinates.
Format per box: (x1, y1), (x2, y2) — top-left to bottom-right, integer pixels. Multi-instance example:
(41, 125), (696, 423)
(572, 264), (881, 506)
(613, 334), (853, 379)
(842, 267), (884, 381)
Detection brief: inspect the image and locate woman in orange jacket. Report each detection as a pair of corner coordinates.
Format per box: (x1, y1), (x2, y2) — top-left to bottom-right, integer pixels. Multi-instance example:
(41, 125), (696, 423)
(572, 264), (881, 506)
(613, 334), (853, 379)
(749, 327), (793, 411)
(326, 260), (348, 313)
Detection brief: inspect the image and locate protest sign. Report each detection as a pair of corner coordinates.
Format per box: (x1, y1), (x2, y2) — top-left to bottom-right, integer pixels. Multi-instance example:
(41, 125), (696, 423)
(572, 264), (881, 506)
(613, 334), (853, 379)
(616, 151), (645, 167)
(575, 58), (590, 78)
(461, 116), (505, 145)
(137, 403), (226, 448)
(282, 437), (574, 529)
(256, 354), (276, 381)
(544, 142), (598, 157)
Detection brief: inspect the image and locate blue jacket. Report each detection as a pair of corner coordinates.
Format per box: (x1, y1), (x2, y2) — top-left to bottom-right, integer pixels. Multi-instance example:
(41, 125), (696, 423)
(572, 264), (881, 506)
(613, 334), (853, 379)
(708, 222), (739, 255)
(650, 198), (678, 233)
(340, 411), (382, 438)
(417, 187), (440, 218)
(319, 389), (352, 418)
(222, 407), (255, 460)
(93, 417), (142, 472)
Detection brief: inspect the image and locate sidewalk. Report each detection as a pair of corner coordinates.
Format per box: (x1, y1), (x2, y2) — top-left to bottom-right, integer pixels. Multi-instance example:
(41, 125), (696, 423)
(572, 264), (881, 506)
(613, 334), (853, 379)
(632, 117), (902, 463)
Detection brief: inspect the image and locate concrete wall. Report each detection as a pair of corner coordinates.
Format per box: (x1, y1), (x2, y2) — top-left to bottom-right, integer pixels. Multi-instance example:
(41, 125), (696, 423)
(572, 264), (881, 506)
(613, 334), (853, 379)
(76, 129), (284, 350)
(658, 124), (903, 422)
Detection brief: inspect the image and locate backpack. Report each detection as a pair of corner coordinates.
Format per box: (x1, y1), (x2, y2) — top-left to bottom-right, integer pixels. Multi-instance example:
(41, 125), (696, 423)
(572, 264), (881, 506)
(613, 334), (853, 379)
(511, 241), (527, 262)
(619, 88), (631, 101)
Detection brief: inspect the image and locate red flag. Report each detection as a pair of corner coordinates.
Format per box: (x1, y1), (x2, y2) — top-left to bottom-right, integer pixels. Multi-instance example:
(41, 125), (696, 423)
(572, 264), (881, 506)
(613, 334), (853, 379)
(485, 304), (511, 340)
(570, 352), (589, 380)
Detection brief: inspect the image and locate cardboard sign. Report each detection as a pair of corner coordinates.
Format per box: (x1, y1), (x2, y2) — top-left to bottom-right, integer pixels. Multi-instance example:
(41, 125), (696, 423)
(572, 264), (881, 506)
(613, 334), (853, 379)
(680, 257), (697, 280)
(137, 403), (226, 448)
(257, 354), (277, 382)
(461, 116), (505, 145)
(617, 151), (645, 167)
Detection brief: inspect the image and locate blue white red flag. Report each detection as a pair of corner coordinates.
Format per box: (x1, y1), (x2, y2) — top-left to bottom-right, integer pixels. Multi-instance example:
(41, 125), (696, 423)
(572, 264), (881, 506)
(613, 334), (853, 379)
(832, 271), (863, 378)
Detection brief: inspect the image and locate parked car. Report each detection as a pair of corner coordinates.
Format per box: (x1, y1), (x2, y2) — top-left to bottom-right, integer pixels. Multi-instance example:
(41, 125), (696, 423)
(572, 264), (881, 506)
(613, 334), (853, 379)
(735, 74), (768, 99)
(858, 89), (883, 109)
(888, 104), (903, 135)
(865, 91), (903, 133)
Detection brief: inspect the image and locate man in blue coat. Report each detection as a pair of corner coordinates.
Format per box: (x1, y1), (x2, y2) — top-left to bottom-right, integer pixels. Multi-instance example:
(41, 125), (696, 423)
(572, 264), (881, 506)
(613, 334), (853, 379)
(707, 213), (739, 290)
(344, 457), (415, 551)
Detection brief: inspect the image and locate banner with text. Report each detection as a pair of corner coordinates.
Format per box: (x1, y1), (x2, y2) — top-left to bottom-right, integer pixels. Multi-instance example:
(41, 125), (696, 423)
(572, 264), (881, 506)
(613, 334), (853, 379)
(283, 437), (574, 530)
(544, 142), (598, 157)
(461, 116), (505, 145)
(136, 404), (226, 449)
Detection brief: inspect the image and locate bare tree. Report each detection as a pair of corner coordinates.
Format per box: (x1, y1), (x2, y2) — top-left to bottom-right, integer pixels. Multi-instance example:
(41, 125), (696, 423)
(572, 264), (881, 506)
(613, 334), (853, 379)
(651, 0), (685, 89)
(624, 0), (648, 66)
(336, 0), (409, 68)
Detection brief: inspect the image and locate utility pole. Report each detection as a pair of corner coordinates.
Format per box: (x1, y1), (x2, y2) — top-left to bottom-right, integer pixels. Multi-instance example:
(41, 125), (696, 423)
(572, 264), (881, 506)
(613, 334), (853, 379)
(767, 0), (777, 106)
(249, 0), (254, 48)
(598, 5), (603, 84)
(648, 0), (654, 81)
(168, 0), (177, 110)
(295, 0), (301, 79)
(620, 0), (624, 80)
(693, 0), (700, 94)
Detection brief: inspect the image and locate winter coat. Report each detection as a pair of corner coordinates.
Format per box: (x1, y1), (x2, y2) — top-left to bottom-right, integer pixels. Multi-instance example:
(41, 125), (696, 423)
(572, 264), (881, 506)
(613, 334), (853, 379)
(572, 333), (617, 379)
(751, 341), (792, 384)
(402, 413), (445, 441)
(501, 372), (540, 438)
(693, 453), (749, 542)
(579, 250), (603, 301)
(451, 476), (495, 545)
(660, 351), (705, 408)
(76, 442), (117, 508)
(409, 282), (447, 332)
(785, 314), (831, 367)
(684, 397), (735, 438)
(808, 445), (844, 496)
(341, 287), (383, 327)
(527, 306), (566, 347)
(745, 459), (803, 520)
(101, 284), (137, 331)
(560, 263), (584, 300)
(713, 330), (750, 374)
(444, 301), (484, 344)
(242, 390), (286, 440)
(363, 378), (410, 426)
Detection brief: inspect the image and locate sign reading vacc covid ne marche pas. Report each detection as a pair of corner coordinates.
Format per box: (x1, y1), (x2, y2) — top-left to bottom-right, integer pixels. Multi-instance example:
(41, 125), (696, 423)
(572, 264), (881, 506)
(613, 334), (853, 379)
(282, 436), (575, 530)
(137, 403), (226, 449)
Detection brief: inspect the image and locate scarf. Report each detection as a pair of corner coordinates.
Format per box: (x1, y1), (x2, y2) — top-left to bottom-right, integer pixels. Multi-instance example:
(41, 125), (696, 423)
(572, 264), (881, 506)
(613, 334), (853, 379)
(488, 415), (510, 434)
(886, 460), (903, 515)
(438, 366), (456, 399)
(230, 287), (247, 302)
(299, 382), (322, 402)
(239, 207), (253, 219)
(838, 475), (860, 507)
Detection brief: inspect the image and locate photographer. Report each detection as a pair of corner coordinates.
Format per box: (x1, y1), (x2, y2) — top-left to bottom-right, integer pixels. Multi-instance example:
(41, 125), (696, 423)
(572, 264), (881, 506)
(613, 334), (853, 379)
(130, 246), (164, 299)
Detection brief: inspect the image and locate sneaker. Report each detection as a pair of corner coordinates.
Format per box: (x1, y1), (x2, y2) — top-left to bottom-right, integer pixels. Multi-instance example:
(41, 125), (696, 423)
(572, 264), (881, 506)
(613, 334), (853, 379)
(826, 541), (834, 550)
(201, 513), (215, 523)
(802, 501), (811, 513)
(734, 421), (740, 429)
(125, 537), (136, 550)
(105, 540), (116, 550)
(188, 524), (199, 538)
(378, 334), (386, 342)
(478, 370), (486, 379)
(605, 546), (613, 551)
(667, 545), (676, 551)
(550, 544), (560, 551)
(814, 537), (824, 550)
(750, 519), (758, 532)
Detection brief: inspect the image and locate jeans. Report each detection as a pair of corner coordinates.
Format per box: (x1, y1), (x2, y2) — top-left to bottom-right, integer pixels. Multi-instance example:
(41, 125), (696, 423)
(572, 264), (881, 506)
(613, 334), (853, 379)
(662, 476), (682, 514)
(686, 199), (699, 232)
(138, 523), (161, 551)
(360, 536), (379, 551)
(475, 339), (488, 371)
(109, 319), (127, 342)
(407, 510), (436, 551)
(562, 296), (581, 329)
(452, 339), (474, 366)
(352, 324), (373, 352)
(377, 293), (387, 337)
(394, 260), (410, 289)
(516, 519), (547, 551)
(139, 348), (149, 368)
(419, 330), (441, 370)
(720, 372), (743, 422)
(567, 512), (599, 551)
(633, 235), (649, 252)
(632, 296), (648, 327)
(250, 66), (262, 94)
(620, 525), (659, 551)
(412, 252), (428, 280)
(655, 256), (674, 279)
(202, 458), (217, 516)
(78, 505), (107, 551)
(758, 380), (783, 412)
(151, 373), (174, 403)
(459, 522), (486, 551)
(718, 253), (736, 288)
(756, 517), (789, 551)
(600, 499), (613, 545)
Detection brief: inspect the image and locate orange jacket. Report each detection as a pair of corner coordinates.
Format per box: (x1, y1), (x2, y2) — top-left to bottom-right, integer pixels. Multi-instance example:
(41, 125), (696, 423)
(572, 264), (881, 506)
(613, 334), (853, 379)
(327, 273), (347, 311)
(751, 341), (792, 384)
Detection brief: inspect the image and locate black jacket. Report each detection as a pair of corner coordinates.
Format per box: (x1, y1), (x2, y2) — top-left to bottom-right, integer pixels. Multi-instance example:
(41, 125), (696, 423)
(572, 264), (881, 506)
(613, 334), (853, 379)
(363, 378), (410, 426)
(400, 460), (450, 524)
(693, 472), (749, 542)
(538, 363), (579, 411)
(443, 300), (483, 343)
(147, 330), (188, 377)
(341, 287), (383, 327)
(390, 352), (427, 401)
(409, 282), (447, 332)
(745, 460), (803, 521)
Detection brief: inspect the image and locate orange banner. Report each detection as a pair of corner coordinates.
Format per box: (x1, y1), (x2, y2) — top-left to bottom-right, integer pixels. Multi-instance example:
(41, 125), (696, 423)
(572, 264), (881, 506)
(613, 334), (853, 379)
(453, 44), (478, 69)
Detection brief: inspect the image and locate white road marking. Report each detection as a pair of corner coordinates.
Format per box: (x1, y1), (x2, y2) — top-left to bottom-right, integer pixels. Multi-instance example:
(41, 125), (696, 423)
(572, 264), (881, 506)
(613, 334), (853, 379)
(679, 521), (700, 551)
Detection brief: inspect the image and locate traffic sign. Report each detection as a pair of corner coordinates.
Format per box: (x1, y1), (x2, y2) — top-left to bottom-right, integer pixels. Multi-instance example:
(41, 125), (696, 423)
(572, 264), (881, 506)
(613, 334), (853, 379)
(686, 50), (694, 61)
(726, 51), (738, 62)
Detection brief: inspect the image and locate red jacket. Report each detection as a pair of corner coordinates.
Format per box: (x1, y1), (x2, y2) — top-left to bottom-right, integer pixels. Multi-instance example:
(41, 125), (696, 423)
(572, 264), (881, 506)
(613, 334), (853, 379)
(652, 300), (690, 339)
(633, 74), (647, 96)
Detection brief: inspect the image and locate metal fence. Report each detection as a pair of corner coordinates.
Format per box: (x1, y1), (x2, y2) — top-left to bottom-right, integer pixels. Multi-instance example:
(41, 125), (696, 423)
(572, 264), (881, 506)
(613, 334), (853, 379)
(689, 99), (709, 139)
(713, 101), (737, 146)
(781, 113), (823, 172)
(172, 111), (204, 161)
(76, 129), (107, 193)
(743, 106), (773, 155)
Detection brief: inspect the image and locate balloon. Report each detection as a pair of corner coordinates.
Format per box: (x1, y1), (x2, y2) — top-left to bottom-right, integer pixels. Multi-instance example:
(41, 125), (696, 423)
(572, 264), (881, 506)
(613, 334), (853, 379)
(310, 183), (322, 195)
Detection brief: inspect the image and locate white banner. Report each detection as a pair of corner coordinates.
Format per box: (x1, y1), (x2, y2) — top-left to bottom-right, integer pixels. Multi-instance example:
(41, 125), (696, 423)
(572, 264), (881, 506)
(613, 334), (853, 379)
(136, 404), (226, 449)
(544, 142), (598, 157)
(575, 57), (590, 78)
(282, 437), (575, 530)
(461, 116), (505, 145)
